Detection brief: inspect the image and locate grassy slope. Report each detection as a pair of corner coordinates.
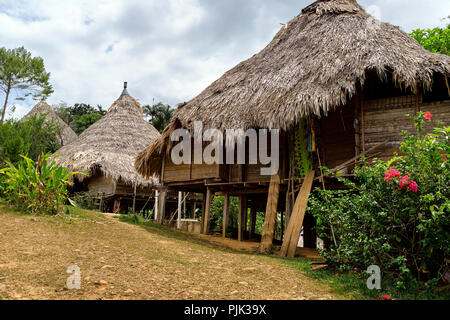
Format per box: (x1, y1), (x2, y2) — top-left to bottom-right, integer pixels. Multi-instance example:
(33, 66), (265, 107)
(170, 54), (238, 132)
(0, 204), (347, 300)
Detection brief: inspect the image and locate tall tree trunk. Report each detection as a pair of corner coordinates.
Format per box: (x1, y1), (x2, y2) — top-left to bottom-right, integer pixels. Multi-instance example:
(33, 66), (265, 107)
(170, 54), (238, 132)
(1, 84), (11, 123)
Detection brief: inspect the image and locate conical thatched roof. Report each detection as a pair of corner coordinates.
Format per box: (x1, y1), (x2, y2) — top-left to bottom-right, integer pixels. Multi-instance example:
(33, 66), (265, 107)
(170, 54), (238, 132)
(54, 91), (161, 187)
(22, 101), (78, 146)
(135, 0), (450, 178)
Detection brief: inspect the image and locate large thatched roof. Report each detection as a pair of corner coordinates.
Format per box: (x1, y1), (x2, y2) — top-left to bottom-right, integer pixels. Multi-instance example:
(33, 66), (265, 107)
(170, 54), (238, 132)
(22, 102), (78, 146)
(136, 0), (450, 178)
(54, 90), (161, 187)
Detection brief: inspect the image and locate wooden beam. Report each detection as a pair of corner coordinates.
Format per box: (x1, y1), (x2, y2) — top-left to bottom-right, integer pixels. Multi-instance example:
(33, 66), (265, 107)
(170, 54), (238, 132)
(280, 171), (315, 258)
(222, 193), (230, 238)
(259, 174), (281, 253)
(177, 191), (182, 229)
(157, 189), (167, 225)
(315, 140), (389, 181)
(203, 188), (213, 234)
(238, 195), (247, 241)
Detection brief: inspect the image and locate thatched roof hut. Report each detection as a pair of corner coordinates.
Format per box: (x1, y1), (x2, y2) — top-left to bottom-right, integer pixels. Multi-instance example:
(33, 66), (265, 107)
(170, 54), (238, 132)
(54, 86), (161, 189)
(136, 0), (450, 178)
(22, 101), (78, 146)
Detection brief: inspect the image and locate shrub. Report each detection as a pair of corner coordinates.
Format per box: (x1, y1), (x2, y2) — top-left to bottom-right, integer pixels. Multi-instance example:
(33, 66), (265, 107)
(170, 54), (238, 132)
(0, 153), (83, 215)
(0, 115), (60, 167)
(309, 112), (449, 289)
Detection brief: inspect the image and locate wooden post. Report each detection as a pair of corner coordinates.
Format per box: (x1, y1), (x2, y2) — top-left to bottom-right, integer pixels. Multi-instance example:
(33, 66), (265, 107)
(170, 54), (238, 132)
(280, 171), (315, 258)
(132, 183), (137, 214)
(238, 195), (247, 241)
(222, 193), (230, 238)
(259, 174), (281, 253)
(177, 191), (182, 229)
(200, 193), (206, 233)
(99, 193), (104, 212)
(249, 200), (257, 239)
(157, 189), (167, 225)
(192, 200), (197, 219)
(203, 188), (213, 234)
(154, 190), (159, 221)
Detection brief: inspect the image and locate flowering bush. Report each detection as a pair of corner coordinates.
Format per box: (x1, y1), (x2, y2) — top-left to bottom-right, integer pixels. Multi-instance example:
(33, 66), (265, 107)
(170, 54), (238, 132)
(309, 112), (449, 289)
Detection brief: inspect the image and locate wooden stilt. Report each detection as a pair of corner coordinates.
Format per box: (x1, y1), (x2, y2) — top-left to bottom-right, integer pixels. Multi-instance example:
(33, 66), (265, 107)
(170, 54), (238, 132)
(157, 189), (167, 225)
(177, 191), (182, 229)
(259, 174), (281, 253)
(280, 171), (315, 258)
(238, 195), (247, 241)
(154, 190), (159, 221)
(200, 193), (206, 233)
(203, 188), (213, 234)
(222, 193), (230, 238)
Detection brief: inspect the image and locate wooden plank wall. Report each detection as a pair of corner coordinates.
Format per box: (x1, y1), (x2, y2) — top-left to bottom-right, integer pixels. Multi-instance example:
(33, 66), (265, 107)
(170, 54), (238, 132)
(321, 104), (356, 170)
(363, 95), (417, 161)
(88, 176), (116, 195)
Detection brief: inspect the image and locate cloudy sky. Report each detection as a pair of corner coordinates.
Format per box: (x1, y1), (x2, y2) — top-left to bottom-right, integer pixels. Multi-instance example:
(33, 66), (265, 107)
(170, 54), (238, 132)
(1, 0), (449, 119)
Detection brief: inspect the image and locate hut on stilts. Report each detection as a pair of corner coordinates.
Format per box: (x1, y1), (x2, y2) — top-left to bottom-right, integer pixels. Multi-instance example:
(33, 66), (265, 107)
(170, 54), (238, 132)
(135, 0), (450, 255)
(22, 101), (78, 146)
(54, 83), (161, 214)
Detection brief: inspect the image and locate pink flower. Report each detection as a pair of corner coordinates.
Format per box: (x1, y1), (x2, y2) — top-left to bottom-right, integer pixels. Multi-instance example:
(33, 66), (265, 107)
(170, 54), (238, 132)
(384, 169), (401, 183)
(379, 295), (392, 300)
(407, 181), (418, 193)
(398, 176), (410, 190)
(424, 112), (432, 122)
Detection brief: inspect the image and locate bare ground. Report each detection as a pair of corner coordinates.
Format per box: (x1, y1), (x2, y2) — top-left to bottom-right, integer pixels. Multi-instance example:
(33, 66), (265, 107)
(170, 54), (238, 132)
(0, 206), (346, 300)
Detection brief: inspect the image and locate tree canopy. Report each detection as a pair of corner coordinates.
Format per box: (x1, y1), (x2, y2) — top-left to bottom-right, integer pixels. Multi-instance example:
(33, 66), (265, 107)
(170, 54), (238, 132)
(142, 102), (174, 133)
(410, 18), (450, 55)
(0, 46), (53, 122)
(54, 103), (106, 135)
(0, 115), (60, 167)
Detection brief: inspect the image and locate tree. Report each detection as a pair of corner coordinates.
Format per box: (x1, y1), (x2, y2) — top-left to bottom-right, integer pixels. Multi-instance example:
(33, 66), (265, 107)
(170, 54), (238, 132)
(0, 47), (53, 122)
(54, 103), (106, 135)
(410, 18), (450, 55)
(142, 102), (174, 133)
(0, 115), (60, 167)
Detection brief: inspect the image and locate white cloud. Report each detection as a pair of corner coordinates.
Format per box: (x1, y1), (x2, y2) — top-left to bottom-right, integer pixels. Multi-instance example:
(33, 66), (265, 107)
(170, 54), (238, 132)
(0, 0), (448, 119)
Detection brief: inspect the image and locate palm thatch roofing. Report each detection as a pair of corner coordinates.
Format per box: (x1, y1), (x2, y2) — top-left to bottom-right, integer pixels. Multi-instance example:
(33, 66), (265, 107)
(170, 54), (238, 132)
(136, 0), (450, 178)
(22, 101), (78, 146)
(54, 91), (161, 187)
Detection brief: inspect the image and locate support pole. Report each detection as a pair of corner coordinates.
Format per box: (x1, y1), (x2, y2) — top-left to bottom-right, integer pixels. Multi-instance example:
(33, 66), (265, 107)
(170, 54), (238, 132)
(132, 183), (137, 214)
(202, 188), (213, 234)
(157, 189), (167, 225)
(280, 171), (315, 258)
(238, 195), (247, 241)
(177, 191), (182, 229)
(222, 193), (230, 238)
(259, 174), (281, 253)
(154, 190), (159, 221)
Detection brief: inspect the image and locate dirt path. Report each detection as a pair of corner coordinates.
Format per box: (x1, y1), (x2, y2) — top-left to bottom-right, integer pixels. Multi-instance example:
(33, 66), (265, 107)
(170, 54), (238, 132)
(0, 207), (345, 300)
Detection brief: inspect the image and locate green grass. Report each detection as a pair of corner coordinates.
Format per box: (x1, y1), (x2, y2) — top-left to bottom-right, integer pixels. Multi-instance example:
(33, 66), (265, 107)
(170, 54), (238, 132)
(281, 257), (450, 300)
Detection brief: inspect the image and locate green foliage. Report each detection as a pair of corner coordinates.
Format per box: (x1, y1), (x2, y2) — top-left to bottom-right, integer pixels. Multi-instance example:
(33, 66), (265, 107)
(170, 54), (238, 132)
(309, 113), (449, 290)
(54, 103), (106, 135)
(143, 102), (174, 133)
(71, 191), (98, 211)
(0, 46), (53, 122)
(210, 196), (240, 234)
(293, 120), (313, 178)
(0, 153), (84, 215)
(0, 115), (60, 167)
(410, 23), (450, 55)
